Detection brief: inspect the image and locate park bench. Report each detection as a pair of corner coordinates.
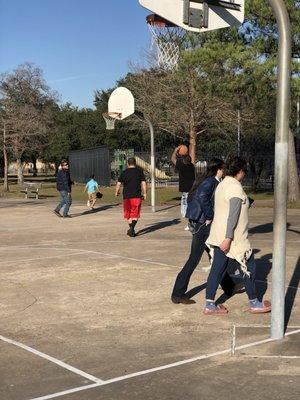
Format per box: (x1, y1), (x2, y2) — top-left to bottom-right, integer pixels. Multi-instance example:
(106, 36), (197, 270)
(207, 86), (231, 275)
(20, 182), (42, 200)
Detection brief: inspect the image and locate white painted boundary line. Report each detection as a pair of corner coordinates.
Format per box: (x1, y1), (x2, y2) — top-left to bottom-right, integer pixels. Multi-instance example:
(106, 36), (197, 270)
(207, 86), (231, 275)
(0, 246), (179, 269)
(29, 328), (300, 400)
(243, 355), (300, 359)
(0, 335), (104, 384)
(0, 252), (87, 265)
(0, 245), (299, 291)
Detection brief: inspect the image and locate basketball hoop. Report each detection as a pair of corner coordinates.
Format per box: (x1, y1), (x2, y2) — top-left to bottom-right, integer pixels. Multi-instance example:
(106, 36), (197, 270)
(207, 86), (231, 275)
(146, 14), (185, 70)
(102, 112), (121, 130)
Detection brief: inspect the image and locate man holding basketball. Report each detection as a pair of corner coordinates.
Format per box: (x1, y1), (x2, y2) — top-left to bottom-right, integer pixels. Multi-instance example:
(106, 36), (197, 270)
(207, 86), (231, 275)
(115, 157), (147, 237)
(171, 143), (195, 222)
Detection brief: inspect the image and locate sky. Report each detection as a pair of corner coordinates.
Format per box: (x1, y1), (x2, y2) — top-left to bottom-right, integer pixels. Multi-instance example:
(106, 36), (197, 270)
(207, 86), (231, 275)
(0, 0), (151, 108)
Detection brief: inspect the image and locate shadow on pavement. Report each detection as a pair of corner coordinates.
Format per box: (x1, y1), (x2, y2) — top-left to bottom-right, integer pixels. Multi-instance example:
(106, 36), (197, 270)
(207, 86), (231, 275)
(71, 203), (120, 217)
(185, 283), (207, 299)
(285, 256), (300, 331)
(249, 222), (300, 235)
(137, 219), (181, 236)
(155, 204), (180, 213)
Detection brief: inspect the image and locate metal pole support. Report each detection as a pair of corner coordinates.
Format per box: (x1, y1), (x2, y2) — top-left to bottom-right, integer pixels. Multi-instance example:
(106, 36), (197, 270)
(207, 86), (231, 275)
(268, 0), (291, 340)
(144, 115), (156, 213)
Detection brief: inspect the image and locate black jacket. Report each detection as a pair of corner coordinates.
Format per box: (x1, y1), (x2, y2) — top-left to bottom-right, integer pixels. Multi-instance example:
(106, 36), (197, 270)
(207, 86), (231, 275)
(185, 176), (219, 223)
(56, 170), (72, 192)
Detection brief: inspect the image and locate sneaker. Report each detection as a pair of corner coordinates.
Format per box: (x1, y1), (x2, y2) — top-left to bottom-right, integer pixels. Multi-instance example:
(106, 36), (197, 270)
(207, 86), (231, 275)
(127, 229), (136, 237)
(63, 215), (72, 218)
(184, 225), (190, 231)
(171, 296), (196, 305)
(203, 303), (228, 315)
(249, 300), (271, 314)
(53, 210), (61, 218)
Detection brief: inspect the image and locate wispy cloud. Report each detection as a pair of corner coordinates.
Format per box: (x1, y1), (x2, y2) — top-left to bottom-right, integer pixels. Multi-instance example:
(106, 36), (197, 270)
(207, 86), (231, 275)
(49, 74), (99, 84)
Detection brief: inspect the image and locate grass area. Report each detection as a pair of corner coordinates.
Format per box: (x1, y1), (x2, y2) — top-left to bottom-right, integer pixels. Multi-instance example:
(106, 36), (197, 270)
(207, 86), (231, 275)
(0, 181), (182, 206)
(1, 178), (300, 208)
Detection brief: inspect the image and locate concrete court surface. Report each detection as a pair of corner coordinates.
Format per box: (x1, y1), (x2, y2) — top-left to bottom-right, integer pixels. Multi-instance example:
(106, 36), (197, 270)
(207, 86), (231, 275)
(0, 198), (299, 400)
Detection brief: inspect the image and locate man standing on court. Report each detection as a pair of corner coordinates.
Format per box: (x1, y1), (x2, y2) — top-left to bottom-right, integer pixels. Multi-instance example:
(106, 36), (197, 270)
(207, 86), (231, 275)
(171, 143), (195, 225)
(115, 157), (147, 237)
(54, 160), (72, 218)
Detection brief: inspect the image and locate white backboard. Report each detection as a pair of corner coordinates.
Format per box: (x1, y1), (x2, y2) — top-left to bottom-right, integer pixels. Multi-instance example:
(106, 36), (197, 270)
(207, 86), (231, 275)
(139, 0), (245, 33)
(108, 87), (135, 120)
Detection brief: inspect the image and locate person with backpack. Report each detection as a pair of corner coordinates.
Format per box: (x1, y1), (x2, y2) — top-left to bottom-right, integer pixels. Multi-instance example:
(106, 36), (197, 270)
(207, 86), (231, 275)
(171, 159), (225, 304)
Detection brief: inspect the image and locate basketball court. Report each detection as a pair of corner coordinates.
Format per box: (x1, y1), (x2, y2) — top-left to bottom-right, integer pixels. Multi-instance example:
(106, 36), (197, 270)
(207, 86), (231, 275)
(0, 198), (299, 400)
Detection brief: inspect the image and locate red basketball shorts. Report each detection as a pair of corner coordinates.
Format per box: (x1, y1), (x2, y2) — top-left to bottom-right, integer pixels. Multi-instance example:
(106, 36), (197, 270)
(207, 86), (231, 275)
(123, 198), (142, 220)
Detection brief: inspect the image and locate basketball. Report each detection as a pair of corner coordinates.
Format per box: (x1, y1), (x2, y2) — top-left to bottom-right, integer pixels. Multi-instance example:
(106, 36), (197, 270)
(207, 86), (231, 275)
(177, 145), (188, 156)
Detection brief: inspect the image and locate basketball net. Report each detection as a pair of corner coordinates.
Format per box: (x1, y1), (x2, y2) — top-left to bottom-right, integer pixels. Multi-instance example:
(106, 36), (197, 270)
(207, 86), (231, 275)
(147, 15), (185, 70)
(102, 112), (121, 130)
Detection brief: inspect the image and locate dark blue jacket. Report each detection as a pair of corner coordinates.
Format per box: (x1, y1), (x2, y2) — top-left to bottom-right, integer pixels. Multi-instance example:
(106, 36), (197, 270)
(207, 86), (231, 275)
(56, 170), (72, 192)
(185, 176), (219, 223)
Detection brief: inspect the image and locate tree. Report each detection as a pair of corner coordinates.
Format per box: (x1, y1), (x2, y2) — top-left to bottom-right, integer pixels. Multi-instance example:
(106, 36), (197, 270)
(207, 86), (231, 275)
(242, 0), (300, 199)
(0, 63), (58, 184)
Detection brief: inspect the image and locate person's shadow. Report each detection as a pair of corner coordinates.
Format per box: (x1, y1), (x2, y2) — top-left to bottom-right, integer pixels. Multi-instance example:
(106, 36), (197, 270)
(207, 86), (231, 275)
(285, 256), (300, 331)
(71, 203), (120, 217)
(249, 222), (299, 235)
(137, 219), (181, 236)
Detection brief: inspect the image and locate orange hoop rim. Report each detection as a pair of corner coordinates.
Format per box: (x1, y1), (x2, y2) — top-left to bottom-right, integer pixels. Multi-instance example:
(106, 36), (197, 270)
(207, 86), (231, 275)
(146, 14), (177, 28)
(102, 112), (122, 119)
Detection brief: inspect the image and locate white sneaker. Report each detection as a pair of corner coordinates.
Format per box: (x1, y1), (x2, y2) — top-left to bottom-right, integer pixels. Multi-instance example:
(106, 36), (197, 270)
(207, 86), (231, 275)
(184, 225), (190, 231)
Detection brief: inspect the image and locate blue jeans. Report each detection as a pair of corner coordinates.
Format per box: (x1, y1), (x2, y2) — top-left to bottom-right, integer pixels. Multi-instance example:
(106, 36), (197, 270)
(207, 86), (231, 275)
(206, 247), (257, 301)
(55, 191), (72, 216)
(172, 223), (210, 299)
(181, 192), (189, 217)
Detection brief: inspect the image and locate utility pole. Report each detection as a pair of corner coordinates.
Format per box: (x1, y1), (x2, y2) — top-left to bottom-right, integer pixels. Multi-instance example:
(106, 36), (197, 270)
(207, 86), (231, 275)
(269, 0), (291, 340)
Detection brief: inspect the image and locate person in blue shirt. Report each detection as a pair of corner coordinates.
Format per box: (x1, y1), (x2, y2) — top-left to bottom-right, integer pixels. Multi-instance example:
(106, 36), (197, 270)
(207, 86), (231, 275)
(84, 175), (100, 209)
(171, 159), (225, 304)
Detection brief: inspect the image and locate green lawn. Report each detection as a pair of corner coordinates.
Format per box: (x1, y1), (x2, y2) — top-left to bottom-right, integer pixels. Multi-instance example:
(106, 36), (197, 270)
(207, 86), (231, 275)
(0, 181), (182, 206)
(1, 178), (299, 208)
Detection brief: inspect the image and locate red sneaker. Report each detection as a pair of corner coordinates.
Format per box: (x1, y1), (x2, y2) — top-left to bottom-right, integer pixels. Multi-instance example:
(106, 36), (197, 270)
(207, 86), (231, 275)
(249, 300), (271, 314)
(203, 304), (228, 316)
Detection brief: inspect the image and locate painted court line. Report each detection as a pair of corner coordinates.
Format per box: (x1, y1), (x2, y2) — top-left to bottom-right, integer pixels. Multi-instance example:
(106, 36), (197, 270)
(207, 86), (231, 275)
(0, 335), (104, 384)
(0, 251), (86, 265)
(29, 329), (300, 400)
(0, 245), (179, 268)
(244, 355), (300, 359)
(0, 245), (299, 291)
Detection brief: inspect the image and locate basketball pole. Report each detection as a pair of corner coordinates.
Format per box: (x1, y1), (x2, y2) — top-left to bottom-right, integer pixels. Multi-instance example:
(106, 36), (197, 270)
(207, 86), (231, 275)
(268, 0), (291, 340)
(144, 115), (156, 213)
(135, 112), (156, 212)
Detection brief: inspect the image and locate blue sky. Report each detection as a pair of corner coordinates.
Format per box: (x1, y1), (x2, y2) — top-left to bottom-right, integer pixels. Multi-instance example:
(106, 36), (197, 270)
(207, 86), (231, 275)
(0, 0), (150, 108)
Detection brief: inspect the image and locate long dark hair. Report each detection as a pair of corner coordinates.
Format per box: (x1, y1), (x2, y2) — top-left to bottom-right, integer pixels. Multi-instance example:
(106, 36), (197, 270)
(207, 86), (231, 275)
(188, 158), (225, 202)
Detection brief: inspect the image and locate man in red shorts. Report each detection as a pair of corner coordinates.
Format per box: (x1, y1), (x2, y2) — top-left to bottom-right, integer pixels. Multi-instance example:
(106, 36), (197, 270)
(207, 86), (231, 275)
(115, 157), (147, 237)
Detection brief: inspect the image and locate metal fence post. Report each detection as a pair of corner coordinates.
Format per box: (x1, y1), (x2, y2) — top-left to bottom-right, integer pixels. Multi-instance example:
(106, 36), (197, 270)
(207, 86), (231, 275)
(268, 0), (291, 340)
